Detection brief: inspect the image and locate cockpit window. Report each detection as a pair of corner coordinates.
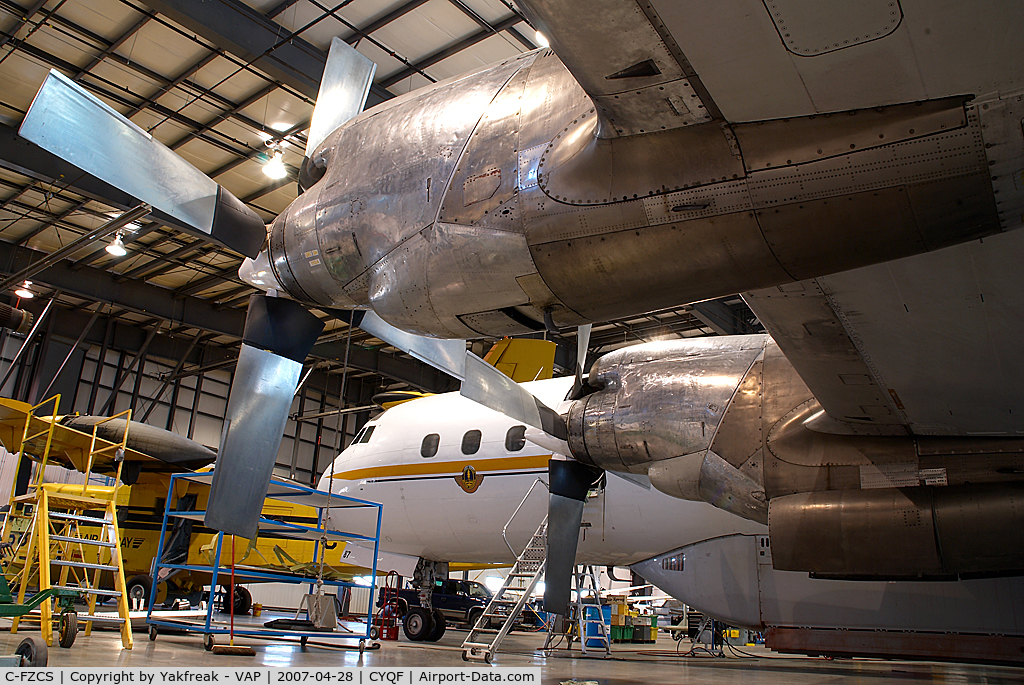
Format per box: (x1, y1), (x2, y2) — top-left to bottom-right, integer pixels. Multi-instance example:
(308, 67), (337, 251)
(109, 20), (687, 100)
(356, 425), (376, 444)
(461, 429), (481, 455)
(421, 433), (440, 458)
(505, 425), (526, 452)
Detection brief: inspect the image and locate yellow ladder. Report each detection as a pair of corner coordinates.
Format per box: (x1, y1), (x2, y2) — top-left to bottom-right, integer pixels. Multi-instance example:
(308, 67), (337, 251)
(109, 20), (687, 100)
(11, 410), (134, 649)
(1, 395), (61, 607)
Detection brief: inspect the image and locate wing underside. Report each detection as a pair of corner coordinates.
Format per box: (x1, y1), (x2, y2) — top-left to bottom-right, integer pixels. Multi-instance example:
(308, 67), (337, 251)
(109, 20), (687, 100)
(745, 229), (1024, 437)
(518, 0), (1024, 127)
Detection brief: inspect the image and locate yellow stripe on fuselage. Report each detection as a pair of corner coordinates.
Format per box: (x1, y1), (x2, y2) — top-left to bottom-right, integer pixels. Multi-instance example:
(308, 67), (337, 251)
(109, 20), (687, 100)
(331, 454), (551, 482)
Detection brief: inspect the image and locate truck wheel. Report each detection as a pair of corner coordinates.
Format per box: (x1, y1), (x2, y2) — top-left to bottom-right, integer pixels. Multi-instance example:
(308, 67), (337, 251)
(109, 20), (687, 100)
(58, 613), (78, 649)
(427, 609), (446, 641)
(466, 607), (483, 630)
(403, 607), (432, 641)
(16, 636), (47, 666)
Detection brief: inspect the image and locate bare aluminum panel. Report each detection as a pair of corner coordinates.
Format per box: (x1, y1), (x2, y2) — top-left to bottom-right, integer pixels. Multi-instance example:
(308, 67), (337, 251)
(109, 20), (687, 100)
(305, 37), (376, 158)
(20, 70), (218, 234)
(764, 0), (902, 56)
(650, 1), (1024, 122)
(204, 344), (302, 539)
(815, 228), (1024, 436)
(515, 0), (710, 135)
(743, 280), (905, 429)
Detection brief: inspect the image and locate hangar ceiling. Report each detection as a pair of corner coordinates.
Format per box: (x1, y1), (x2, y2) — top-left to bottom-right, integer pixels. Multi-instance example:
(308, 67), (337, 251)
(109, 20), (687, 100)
(0, 0), (759, 423)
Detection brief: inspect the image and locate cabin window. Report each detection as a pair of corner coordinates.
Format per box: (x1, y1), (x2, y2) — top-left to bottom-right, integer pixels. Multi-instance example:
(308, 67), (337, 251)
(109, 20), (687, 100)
(461, 429), (482, 455)
(505, 425), (527, 452)
(421, 433), (440, 458)
(661, 554), (684, 572)
(356, 425), (375, 444)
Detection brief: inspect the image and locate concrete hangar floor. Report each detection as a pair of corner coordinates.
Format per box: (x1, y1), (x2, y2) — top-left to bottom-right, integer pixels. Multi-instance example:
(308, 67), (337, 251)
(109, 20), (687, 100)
(1, 626), (1020, 685)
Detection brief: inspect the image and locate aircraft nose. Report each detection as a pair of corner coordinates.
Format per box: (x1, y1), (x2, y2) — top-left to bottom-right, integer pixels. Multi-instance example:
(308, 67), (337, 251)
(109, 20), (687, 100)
(238, 249), (282, 293)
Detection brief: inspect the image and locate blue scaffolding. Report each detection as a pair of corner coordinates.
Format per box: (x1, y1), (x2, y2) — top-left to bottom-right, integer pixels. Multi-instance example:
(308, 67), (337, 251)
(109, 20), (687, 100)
(146, 472), (382, 651)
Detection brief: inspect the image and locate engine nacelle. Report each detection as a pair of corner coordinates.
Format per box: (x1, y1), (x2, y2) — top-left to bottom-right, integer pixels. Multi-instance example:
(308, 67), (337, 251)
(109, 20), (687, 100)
(565, 336), (769, 520)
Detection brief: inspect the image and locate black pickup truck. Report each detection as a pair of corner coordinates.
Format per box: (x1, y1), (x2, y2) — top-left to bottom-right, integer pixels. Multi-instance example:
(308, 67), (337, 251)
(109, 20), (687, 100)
(382, 578), (492, 628)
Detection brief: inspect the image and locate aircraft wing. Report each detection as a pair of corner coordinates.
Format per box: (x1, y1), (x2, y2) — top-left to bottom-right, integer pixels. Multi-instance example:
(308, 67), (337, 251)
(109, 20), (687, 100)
(743, 229), (1024, 437)
(0, 398), (215, 475)
(518, 0), (1024, 131)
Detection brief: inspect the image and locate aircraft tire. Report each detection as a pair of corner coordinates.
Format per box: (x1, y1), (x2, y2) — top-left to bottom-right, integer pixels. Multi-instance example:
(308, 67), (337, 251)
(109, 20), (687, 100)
(126, 575), (151, 611)
(403, 607), (432, 641)
(218, 585), (253, 615)
(426, 609), (446, 641)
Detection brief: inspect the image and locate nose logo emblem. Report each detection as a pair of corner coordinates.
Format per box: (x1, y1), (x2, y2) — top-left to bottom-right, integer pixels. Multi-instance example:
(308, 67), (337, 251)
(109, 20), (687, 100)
(457, 464), (482, 493)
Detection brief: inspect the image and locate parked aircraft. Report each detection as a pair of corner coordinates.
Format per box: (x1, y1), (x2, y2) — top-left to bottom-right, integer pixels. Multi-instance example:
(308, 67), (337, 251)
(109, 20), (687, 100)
(314, 362), (1024, 662)
(14, 0), (1024, 618)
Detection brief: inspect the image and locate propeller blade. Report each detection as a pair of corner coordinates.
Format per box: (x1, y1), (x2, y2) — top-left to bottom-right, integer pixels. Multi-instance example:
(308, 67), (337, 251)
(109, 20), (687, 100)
(204, 295), (324, 539)
(305, 37), (376, 157)
(569, 324), (592, 400)
(356, 310), (468, 381)
(19, 70), (265, 258)
(462, 352), (569, 450)
(544, 459), (603, 615)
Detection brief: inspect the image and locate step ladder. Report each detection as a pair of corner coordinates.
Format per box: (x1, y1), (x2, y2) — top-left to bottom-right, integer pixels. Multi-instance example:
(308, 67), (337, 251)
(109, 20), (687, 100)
(570, 565), (610, 656)
(10, 410), (134, 649)
(462, 516), (547, 663)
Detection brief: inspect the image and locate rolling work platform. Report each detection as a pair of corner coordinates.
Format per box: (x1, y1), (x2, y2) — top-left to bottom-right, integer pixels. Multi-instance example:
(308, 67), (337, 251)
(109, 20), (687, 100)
(147, 472), (383, 652)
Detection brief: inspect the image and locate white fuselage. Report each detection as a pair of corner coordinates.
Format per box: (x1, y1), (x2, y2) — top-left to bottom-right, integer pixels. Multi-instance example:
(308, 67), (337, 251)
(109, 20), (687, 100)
(316, 376), (764, 569)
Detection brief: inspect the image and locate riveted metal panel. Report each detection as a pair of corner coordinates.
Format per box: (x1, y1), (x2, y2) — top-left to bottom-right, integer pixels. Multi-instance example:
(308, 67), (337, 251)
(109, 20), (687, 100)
(440, 64), (534, 229)
(274, 53), (536, 311)
(757, 189), (921, 280)
(366, 230), (459, 338)
(763, 0), (902, 57)
(745, 110), (990, 209)
(933, 483), (1024, 574)
(538, 117), (742, 205)
(711, 356), (765, 469)
(524, 195), (648, 243)
(367, 221), (544, 338)
(518, 50), (593, 153)
(268, 207), (312, 303)
(425, 223), (538, 325)
(530, 212), (789, 322)
(734, 97), (966, 171)
(516, 0), (711, 136)
(642, 181), (752, 226)
(594, 76), (712, 136)
(278, 182), (358, 308)
(768, 488), (944, 576)
(975, 92), (1024, 234)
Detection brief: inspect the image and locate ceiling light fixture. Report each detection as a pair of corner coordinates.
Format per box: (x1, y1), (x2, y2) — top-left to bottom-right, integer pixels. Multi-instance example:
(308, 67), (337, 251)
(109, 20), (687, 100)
(15, 280), (34, 299)
(105, 231), (127, 257)
(263, 149), (287, 180)
(535, 31), (549, 47)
